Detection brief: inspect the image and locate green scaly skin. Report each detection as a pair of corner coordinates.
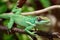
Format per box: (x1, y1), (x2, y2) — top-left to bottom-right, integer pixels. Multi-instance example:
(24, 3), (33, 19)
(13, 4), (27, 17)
(0, 7), (50, 36)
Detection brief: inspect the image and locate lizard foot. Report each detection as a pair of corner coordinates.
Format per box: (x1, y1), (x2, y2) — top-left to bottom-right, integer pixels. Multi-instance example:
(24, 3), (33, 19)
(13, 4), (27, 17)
(30, 32), (36, 36)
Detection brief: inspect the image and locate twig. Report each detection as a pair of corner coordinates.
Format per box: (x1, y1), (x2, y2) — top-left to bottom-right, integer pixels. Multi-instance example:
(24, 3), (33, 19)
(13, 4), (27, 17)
(0, 25), (59, 38)
(21, 5), (60, 15)
(17, 0), (27, 8)
(5, 5), (60, 15)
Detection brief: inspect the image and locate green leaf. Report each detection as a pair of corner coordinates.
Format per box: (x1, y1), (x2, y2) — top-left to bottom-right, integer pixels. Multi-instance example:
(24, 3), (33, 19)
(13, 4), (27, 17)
(3, 20), (9, 26)
(16, 33), (31, 40)
(3, 34), (13, 40)
(0, 5), (7, 14)
(39, 0), (51, 8)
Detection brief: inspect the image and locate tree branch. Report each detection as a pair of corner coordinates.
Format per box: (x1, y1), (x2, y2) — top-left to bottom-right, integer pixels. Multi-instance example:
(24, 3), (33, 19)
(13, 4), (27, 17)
(21, 5), (60, 15)
(17, 0), (27, 8)
(0, 25), (59, 38)
(5, 5), (60, 15)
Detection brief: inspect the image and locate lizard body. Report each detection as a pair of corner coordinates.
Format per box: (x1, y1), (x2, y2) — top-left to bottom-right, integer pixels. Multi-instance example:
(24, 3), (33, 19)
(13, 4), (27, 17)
(0, 0), (51, 35)
(0, 11), (50, 35)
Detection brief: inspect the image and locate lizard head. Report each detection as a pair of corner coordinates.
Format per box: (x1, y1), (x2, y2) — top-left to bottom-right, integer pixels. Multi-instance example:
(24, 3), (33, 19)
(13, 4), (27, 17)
(35, 16), (51, 25)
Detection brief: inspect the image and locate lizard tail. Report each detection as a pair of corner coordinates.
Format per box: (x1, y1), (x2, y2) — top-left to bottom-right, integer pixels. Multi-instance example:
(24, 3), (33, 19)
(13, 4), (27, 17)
(0, 14), (12, 19)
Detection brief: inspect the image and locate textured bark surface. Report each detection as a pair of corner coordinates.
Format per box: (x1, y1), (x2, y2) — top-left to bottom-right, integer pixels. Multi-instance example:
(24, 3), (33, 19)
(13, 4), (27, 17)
(17, 0), (27, 8)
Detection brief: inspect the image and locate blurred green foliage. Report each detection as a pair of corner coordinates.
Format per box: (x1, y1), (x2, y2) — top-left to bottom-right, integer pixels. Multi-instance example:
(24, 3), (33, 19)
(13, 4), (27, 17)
(0, 0), (8, 14)
(3, 34), (13, 40)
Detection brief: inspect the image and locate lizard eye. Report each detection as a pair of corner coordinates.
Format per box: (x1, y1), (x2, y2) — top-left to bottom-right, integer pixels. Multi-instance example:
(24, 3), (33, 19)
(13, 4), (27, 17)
(37, 17), (42, 21)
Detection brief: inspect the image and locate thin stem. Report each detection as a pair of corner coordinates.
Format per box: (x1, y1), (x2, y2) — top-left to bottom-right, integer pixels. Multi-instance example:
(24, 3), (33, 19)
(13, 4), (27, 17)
(0, 25), (59, 38)
(5, 5), (60, 15)
(21, 5), (60, 15)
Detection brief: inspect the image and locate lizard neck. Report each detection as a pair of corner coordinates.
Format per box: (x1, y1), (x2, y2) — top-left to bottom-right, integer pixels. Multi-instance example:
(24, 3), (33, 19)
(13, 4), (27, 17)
(28, 16), (38, 24)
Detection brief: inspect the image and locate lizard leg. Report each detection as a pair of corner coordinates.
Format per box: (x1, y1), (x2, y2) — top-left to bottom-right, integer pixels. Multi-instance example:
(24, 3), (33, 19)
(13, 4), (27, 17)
(12, 5), (22, 15)
(15, 8), (22, 15)
(12, 5), (17, 13)
(25, 26), (35, 36)
(7, 17), (14, 29)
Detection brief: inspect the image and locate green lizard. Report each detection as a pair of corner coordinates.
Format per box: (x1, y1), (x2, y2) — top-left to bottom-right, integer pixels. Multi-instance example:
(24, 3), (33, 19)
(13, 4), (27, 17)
(0, 7), (50, 35)
(0, 0), (51, 36)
